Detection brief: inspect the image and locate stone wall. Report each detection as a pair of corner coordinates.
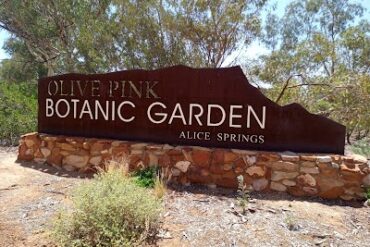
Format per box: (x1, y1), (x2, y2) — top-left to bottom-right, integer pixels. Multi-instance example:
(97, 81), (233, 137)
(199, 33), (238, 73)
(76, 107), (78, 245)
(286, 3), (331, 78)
(18, 132), (370, 200)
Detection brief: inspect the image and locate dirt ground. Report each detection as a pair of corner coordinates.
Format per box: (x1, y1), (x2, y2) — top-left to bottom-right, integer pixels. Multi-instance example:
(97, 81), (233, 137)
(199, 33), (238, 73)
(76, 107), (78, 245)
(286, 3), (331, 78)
(0, 147), (369, 247)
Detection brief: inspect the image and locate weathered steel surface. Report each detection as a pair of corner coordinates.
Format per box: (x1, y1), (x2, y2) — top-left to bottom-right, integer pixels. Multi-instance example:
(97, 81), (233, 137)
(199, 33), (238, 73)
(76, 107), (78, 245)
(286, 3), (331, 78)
(38, 65), (345, 154)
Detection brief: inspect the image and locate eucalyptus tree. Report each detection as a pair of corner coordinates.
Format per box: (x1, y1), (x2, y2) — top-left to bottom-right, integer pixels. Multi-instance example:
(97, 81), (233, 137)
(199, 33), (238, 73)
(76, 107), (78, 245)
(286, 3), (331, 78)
(252, 0), (370, 141)
(0, 0), (267, 77)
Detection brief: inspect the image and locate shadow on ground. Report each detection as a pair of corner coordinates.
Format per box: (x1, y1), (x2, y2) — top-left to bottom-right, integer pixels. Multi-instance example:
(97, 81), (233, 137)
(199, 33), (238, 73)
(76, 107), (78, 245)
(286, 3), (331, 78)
(15, 159), (93, 179)
(167, 183), (366, 208)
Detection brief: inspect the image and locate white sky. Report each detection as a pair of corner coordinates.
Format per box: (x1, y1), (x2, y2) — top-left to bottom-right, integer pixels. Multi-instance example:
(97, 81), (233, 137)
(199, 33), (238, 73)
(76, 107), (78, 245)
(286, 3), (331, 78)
(0, 0), (369, 63)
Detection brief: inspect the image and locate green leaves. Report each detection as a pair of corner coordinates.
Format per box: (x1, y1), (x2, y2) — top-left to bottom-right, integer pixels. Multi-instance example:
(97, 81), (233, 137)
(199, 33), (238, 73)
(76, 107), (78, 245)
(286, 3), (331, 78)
(0, 81), (37, 145)
(0, 0), (267, 76)
(253, 0), (370, 141)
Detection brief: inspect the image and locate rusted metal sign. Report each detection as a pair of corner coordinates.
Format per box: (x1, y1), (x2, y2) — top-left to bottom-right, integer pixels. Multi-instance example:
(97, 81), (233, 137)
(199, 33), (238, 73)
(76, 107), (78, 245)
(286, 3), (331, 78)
(38, 66), (345, 154)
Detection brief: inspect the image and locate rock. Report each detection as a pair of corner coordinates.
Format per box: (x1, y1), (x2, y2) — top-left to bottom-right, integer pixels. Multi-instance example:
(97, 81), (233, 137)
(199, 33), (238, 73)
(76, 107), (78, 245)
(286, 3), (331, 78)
(211, 150), (224, 165)
(300, 167), (320, 174)
(18, 145), (33, 161)
(175, 161), (191, 173)
(171, 168), (181, 176)
(63, 164), (76, 172)
(224, 151), (238, 163)
(280, 151), (300, 162)
(89, 156), (102, 166)
(223, 163), (233, 171)
(47, 148), (63, 166)
(111, 146), (129, 157)
(200, 169), (210, 177)
(363, 174), (370, 187)
(350, 154), (367, 163)
(282, 179), (296, 186)
(25, 139), (35, 148)
(231, 149), (257, 155)
(300, 155), (317, 161)
(303, 187), (318, 195)
(63, 155), (89, 168)
(59, 143), (76, 151)
(40, 147), (51, 158)
(246, 155), (257, 165)
(252, 178), (268, 191)
(210, 164), (224, 174)
(271, 171), (299, 181)
(270, 182), (287, 192)
(316, 156), (332, 163)
(317, 177), (344, 199)
(234, 166), (244, 174)
(271, 161), (298, 172)
(131, 143), (147, 150)
(301, 161), (316, 167)
(340, 163), (362, 174)
(90, 142), (109, 155)
(258, 153), (280, 162)
(148, 153), (159, 166)
(214, 177), (237, 188)
(246, 166), (265, 177)
(297, 174), (316, 187)
(192, 149), (211, 167)
(234, 158), (247, 168)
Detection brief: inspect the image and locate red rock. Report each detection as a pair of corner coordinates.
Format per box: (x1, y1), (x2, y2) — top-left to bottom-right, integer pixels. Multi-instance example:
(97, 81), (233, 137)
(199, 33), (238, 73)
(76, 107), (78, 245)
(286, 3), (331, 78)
(297, 174), (316, 187)
(234, 158), (247, 169)
(271, 161), (298, 172)
(300, 155), (317, 161)
(287, 186), (306, 197)
(158, 154), (171, 167)
(211, 149), (224, 165)
(47, 148), (63, 166)
(18, 144), (33, 161)
(246, 166), (266, 177)
(319, 187), (344, 199)
(222, 170), (236, 179)
(303, 187), (318, 195)
(210, 164), (224, 174)
(192, 149), (211, 168)
(316, 176), (344, 199)
(258, 153), (280, 162)
(214, 177), (237, 188)
(224, 151), (238, 163)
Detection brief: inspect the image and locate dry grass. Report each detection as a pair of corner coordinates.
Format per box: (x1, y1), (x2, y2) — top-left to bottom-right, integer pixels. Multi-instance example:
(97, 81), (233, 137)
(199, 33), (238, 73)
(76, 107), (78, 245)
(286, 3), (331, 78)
(154, 174), (167, 199)
(98, 155), (130, 176)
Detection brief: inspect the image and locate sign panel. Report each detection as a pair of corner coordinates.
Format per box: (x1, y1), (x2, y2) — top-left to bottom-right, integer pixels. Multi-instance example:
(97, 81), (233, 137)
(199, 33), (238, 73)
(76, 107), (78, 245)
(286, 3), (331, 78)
(38, 66), (345, 154)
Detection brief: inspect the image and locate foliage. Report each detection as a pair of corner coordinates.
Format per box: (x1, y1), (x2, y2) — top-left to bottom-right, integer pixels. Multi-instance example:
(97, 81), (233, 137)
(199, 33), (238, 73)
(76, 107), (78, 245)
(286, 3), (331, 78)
(133, 166), (158, 188)
(250, 0), (370, 142)
(0, 81), (37, 145)
(351, 140), (370, 159)
(365, 187), (370, 201)
(52, 169), (162, 247)
(237, 175), (250, 215)
(0, 0), (267, 77)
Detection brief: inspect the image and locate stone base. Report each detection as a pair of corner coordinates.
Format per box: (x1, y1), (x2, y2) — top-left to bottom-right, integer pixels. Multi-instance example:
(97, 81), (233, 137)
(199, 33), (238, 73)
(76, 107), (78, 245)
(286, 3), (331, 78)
(18, 132), (370, 200)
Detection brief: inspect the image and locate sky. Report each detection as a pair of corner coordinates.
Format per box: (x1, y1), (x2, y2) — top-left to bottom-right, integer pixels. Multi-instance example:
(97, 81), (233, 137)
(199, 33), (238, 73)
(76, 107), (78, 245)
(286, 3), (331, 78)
(0, 0), (369, 62)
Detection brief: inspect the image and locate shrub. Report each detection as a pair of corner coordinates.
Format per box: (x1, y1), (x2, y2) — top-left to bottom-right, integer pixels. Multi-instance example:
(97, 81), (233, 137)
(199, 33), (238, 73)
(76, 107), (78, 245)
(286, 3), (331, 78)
(153, 174), (167, 199)
(0, 81), (37, 145)
(133, 166), (158, 188)
(53, 170), (162, 247)
(351, 140), (370, 159)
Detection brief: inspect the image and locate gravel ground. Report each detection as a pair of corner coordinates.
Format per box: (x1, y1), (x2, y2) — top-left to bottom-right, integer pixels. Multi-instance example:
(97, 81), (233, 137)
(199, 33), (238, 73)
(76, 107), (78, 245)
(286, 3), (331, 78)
(0, 147), (369, 247)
